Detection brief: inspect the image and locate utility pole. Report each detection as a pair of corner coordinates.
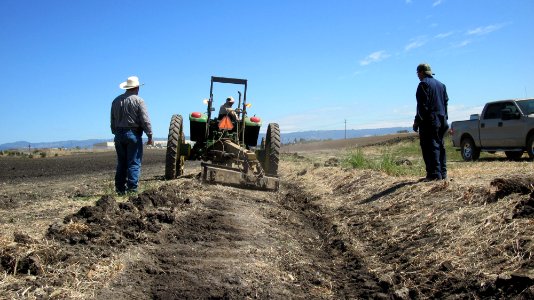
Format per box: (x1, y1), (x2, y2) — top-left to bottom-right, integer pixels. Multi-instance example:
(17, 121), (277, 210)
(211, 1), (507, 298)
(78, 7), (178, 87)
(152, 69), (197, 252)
(344, 119), (347, 139)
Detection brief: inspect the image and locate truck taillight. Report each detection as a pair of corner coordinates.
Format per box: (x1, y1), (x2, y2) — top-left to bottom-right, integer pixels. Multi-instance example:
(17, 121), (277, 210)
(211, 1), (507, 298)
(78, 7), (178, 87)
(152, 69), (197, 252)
(191, 112), (202, 118)
(250, 116), (261, 123)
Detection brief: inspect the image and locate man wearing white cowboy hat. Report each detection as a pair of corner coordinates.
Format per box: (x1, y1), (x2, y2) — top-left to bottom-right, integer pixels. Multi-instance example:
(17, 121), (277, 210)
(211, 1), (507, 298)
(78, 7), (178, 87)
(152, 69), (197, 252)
(110, 75), (153, 195)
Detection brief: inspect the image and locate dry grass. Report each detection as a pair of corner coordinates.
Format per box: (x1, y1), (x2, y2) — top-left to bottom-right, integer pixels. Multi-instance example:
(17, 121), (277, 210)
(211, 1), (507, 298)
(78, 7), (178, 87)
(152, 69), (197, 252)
(281, 149), (534, 296)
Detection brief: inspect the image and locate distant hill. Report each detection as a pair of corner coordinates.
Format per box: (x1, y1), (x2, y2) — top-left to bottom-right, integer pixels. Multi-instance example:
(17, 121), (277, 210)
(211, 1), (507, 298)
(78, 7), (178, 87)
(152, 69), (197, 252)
(274, 127), (411, 144)
(0, 139), (110, 151)
(0, 138), (171, 151)
(0, 127), (410, 150)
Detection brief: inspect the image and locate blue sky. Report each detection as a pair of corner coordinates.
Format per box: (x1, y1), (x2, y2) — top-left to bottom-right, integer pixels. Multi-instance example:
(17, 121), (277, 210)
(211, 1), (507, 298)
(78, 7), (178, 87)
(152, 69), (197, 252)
(1, 0), (533, 144)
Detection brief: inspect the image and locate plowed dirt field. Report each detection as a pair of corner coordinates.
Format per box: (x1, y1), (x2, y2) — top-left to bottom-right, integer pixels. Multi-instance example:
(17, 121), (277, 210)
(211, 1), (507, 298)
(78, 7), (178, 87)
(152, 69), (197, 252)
(1, 135), (533, 299)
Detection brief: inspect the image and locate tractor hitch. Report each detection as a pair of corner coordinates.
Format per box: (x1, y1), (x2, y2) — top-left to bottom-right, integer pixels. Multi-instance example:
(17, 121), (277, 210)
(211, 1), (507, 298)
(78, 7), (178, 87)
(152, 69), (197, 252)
(201, 163), (279, 191)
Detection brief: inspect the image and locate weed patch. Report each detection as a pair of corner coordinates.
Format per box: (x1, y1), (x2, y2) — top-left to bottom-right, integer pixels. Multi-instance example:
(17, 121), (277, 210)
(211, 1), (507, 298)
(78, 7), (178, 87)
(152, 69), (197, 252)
(345, 149), (425, 176)
(343, 136), (499, 176)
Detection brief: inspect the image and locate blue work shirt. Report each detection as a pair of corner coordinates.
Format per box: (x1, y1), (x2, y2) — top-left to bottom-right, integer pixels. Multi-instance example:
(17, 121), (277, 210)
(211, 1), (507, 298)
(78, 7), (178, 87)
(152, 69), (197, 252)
(415, 76), (448, 126)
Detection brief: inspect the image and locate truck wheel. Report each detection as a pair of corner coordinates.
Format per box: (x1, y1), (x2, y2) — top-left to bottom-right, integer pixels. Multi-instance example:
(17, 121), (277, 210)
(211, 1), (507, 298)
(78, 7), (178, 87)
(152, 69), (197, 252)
(527, 135), (534, 160)
(165, 115), (185, 179)
(460, 137), (480, 161)
(264, 123), (280, 176)
(505, 151), (523, 161)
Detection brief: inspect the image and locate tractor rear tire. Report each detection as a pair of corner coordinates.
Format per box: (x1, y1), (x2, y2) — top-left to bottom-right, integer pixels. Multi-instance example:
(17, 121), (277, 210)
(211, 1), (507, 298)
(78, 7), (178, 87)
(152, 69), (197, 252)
(264, 123), (280, 176)
(165, 115), (185, 179)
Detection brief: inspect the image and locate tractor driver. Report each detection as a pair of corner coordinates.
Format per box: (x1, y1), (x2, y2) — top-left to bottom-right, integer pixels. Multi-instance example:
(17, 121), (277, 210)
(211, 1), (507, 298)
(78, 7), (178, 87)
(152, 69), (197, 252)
(218, 96), (238, 121)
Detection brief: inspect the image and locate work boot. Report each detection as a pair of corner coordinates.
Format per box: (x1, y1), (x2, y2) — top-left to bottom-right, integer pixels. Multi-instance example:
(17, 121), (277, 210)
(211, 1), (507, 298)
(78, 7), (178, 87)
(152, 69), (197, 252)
(419, 176), (440, 182)
(126, 189), (138, 195)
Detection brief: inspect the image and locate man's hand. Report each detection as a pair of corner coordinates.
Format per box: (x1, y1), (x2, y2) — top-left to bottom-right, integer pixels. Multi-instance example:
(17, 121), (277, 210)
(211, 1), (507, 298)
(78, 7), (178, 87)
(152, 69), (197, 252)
(146, 135), (154, 146)
(412, 122), (419, 132)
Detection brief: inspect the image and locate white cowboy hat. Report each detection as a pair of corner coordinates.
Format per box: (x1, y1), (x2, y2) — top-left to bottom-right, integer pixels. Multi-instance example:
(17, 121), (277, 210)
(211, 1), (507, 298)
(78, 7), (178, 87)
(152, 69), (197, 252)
(119, 76), (144, 89)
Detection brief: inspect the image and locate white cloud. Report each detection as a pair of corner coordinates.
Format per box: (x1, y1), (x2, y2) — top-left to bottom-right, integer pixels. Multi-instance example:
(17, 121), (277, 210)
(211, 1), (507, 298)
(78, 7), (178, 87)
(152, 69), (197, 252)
(433, 0), (443, 7)
(448, 104), (484, 122)
(276, 106), (348, 132)
(278, 103), (477, 132)
(350, 119), (414, 130)
(359, 51), (390, 66)
(452, 39), (471, 48)
(405, 39), (427, 51)
(467, 24), (504, 36)
(435, 31), (453, 39)
(392, 105), (418, 117)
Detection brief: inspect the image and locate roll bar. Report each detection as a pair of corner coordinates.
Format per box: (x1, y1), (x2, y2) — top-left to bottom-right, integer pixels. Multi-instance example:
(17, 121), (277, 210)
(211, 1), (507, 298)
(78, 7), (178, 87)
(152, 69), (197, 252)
(206, 76), (249, 140)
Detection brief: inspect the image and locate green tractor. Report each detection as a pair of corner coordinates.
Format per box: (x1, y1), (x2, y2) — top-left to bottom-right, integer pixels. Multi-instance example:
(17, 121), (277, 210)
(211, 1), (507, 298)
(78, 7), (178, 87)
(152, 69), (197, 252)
(164, 76), (280, 191)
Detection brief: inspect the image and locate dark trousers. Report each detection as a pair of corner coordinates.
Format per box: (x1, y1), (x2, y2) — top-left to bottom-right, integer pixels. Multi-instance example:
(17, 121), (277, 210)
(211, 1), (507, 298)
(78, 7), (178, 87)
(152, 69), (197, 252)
(419, 116), (447, 179)
(114, 128), (143, 193)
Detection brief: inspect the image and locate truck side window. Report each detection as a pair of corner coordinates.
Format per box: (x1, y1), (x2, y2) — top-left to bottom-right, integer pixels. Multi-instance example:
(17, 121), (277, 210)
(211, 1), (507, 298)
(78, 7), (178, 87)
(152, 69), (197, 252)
(516, 100), (534, 115)
(484, 103), (503, 119)
(502, 102), (518, 114)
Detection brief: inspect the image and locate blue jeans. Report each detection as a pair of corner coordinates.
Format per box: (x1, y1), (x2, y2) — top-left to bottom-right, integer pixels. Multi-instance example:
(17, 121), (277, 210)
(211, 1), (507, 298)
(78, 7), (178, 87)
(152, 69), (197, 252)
(114, 128), (143, 193)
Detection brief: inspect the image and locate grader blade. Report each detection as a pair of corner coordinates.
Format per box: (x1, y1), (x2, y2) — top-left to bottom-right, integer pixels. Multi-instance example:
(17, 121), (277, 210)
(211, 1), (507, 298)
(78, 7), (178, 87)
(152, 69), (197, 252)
(201, 163), (279, 191)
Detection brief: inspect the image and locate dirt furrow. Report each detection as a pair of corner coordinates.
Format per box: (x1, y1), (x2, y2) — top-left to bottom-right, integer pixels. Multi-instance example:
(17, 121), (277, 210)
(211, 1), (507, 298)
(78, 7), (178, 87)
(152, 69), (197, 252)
(90, 177), (388, 299)
(279, 182), (390, 299)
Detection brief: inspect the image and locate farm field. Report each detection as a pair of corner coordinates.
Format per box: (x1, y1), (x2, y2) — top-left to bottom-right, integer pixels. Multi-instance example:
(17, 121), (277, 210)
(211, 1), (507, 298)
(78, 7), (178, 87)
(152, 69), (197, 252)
(1, 135), (533, 299)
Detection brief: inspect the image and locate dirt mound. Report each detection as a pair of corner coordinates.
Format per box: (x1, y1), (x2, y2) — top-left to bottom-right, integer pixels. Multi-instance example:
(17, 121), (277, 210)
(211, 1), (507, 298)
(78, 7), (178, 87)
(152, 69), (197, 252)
(514, 196), (534, 218)
(1, 183), (195, 298)
(0, 232), (58, 276)
(489, 176), (534, 218)
(47, 185), (192, 247)
(489, 176), (534, 202)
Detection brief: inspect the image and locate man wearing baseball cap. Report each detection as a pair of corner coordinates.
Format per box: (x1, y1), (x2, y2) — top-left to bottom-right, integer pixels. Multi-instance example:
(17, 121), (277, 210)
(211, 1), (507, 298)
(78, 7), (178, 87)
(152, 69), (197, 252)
(110, 76), (153, 194)
(218, 96), (237, 121)
(413, 63), (449, 181)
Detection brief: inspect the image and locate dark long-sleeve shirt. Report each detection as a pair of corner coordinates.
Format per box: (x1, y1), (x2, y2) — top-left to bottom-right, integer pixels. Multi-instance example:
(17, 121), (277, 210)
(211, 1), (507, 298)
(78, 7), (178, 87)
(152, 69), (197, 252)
(415, 76), (448, 125)
(110, 91), (152, 136)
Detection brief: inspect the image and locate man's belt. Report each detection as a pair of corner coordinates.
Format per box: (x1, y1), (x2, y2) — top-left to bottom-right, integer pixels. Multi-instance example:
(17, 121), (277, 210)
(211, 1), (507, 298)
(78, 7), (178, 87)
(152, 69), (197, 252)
(116, 127), (141, 130)
(116, 127), (143, 134)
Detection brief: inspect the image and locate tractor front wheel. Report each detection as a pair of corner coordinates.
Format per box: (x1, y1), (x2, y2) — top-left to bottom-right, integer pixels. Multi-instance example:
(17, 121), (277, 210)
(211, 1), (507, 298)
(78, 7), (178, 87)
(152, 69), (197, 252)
(165, 115), (185, 179)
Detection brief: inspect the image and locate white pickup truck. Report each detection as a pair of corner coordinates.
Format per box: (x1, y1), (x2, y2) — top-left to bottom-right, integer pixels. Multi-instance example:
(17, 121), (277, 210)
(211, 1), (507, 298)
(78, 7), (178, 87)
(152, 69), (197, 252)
(450, 98), (534, 161)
